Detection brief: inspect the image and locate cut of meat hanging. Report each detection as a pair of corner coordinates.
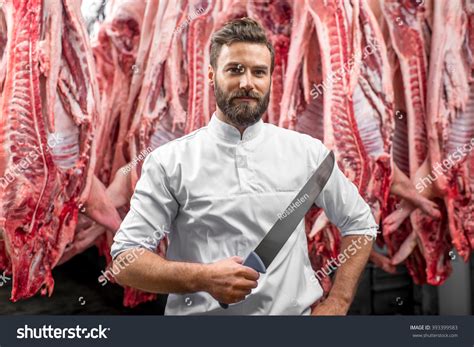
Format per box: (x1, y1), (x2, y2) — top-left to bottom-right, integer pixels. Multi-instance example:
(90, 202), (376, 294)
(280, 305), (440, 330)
(425, 0), (474, 262)
(0, 0), (96, 301)
(0, 0), (120, 302)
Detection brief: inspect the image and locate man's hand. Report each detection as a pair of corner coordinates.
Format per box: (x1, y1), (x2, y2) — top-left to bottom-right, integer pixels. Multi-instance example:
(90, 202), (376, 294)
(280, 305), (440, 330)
(311, 296), (350, 316)
(112, 251), (259, 299)
(203, 256), (260, 305)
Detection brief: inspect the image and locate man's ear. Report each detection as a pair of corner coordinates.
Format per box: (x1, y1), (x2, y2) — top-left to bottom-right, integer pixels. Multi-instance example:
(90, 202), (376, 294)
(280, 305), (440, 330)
(208, 65), (214, 86)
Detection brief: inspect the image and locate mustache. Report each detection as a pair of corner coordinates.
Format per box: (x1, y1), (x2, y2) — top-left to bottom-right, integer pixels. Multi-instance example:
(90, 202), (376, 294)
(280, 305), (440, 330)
(229, 90), (261, 100)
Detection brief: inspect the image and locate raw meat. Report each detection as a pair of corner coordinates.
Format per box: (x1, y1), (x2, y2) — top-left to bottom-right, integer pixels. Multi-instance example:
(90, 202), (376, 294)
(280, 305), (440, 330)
(382, 0), (452, 285)
(0, 0), (119, 301)
(425, 0), (474, 261)
(247, 0), (292, 125)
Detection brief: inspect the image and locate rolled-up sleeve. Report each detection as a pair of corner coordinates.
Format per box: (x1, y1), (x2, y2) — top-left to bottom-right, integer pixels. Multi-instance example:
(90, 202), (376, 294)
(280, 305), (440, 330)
(311, 139), (378, 238)
(110, 152), (179, 260)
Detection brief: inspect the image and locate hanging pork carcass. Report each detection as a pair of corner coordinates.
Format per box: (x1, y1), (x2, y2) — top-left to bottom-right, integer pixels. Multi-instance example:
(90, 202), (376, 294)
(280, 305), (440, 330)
(0, 0), (120, 301)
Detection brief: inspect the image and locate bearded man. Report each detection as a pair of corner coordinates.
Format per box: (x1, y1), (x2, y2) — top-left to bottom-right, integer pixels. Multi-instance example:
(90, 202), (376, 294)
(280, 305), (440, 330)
(111, 18), (377, 315)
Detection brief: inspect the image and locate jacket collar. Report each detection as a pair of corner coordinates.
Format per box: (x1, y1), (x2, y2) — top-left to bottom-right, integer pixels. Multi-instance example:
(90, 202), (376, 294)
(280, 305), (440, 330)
(207, 112), (264, 144)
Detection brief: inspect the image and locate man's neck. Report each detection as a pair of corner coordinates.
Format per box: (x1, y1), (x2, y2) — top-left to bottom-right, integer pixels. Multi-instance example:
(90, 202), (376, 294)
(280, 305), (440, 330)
(216, 109), (247, 137)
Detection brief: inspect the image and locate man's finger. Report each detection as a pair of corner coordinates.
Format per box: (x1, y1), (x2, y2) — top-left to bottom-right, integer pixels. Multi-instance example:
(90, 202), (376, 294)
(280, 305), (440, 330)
(240, 266), (260, 280)
(234, 279), (258, 290)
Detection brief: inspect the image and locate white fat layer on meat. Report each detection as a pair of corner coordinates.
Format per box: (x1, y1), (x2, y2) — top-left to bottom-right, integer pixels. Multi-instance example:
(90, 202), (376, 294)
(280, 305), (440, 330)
(48, 129), (79, 170)
(446, 86), (474, 156)
(150, 114), (184, 150)
(150, 127), (176, 150)
(49, 92), (80, 169)
(353, 83), (384, 157)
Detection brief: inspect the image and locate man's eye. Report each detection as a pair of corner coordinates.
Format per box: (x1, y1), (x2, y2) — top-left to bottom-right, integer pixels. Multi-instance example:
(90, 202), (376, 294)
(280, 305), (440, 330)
(229, 67), (242, 73)
(255, 70), (266, 76)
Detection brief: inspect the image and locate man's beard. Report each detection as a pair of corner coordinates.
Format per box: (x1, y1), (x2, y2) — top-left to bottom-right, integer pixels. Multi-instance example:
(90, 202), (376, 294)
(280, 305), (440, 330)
(214, 80), (270, 127)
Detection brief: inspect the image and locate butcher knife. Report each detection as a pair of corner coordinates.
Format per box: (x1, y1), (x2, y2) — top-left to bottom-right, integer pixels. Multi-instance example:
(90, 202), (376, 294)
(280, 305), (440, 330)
(220, 150), (336, 308)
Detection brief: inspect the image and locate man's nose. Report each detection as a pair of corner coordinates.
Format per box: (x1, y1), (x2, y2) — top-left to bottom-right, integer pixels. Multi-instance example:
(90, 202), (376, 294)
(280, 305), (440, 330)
(239, 71), (255, 91)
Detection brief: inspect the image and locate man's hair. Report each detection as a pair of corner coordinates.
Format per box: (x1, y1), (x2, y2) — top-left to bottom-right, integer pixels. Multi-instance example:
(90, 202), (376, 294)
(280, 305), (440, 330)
(209, 17), (275, 74)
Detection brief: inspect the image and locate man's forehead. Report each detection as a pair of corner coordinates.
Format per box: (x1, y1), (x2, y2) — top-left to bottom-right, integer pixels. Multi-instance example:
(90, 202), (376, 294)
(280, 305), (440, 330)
(217, 42), (271, 68)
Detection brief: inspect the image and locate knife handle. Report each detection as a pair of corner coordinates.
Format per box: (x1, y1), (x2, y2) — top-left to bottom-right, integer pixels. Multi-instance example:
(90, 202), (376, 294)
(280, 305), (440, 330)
(219, 251), (267, 309)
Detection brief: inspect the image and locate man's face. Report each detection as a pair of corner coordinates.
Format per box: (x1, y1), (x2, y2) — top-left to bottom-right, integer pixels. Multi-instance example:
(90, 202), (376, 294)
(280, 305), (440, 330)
(210, 42), (272, 127)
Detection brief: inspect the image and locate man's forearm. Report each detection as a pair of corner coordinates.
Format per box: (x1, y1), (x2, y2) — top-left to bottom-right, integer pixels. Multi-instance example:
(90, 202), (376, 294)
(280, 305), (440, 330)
(327, 235), (374, 306)
(112, 249), (208, 294)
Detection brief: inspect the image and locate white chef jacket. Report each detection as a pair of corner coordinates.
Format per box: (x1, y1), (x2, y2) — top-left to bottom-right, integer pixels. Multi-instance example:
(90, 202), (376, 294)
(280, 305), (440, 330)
(111, 113), (378, 315)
